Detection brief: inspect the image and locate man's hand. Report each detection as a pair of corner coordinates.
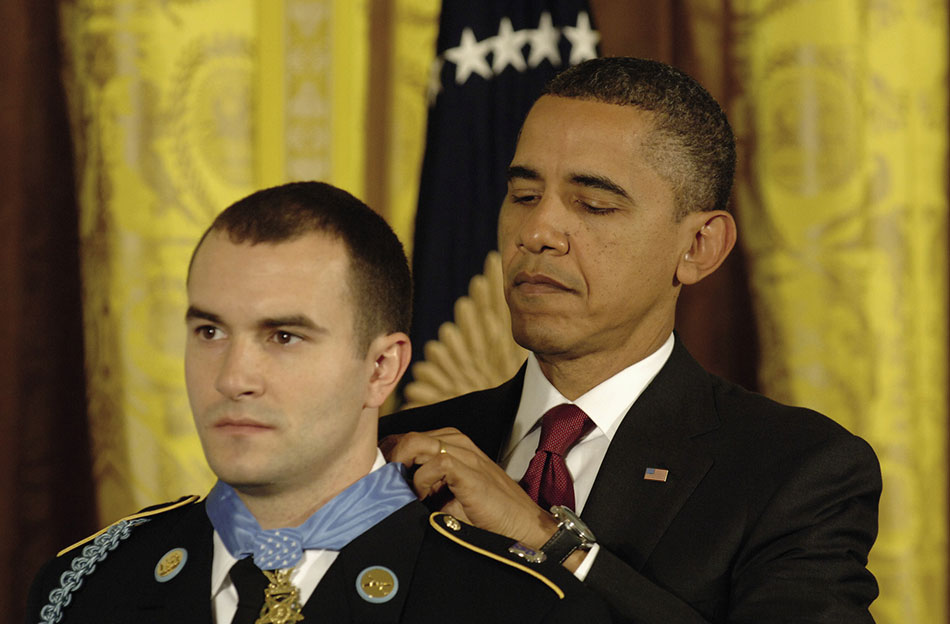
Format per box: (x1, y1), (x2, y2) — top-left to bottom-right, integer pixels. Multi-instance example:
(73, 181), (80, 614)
(381, 428), (559, 551)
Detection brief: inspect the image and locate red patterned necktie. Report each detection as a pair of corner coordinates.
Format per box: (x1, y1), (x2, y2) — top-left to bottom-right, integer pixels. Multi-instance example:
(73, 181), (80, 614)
(519, 404), (594, 511)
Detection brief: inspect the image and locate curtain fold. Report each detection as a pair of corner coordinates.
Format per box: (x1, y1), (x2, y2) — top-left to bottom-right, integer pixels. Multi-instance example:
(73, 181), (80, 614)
(729, 2), (948, 622)
(377, 0), (441, 250)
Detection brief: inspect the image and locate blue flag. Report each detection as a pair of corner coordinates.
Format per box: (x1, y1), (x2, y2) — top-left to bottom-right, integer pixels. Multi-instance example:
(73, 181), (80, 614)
(410, 0), (600, 373)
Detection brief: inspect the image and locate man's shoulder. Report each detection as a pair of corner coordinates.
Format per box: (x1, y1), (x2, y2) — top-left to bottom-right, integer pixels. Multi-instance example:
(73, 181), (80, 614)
(696, 372), (881, 500)
(56, 495), (204, 558)
(26, 495), (208, 621)
(410, 511), (609, 622)
(659, 340), (878, 472)
(381, 370), (525, 438)
(709, 372), (871, 447)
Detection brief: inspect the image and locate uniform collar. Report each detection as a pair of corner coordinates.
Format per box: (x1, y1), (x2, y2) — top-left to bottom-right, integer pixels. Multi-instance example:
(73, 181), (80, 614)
(209, 450), (390, 599)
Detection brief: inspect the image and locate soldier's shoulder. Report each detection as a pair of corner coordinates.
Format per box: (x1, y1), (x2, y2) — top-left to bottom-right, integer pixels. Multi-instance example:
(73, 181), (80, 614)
(27, 495), (203, 623)
(56, 494), (201, 557)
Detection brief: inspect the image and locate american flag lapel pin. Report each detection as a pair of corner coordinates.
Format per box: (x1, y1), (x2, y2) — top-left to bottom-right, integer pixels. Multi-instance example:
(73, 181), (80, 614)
(644, 467), (669, 482)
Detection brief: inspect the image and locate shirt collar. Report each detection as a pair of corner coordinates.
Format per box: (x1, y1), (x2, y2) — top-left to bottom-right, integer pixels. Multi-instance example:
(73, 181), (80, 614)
(505, 333), (675, 456)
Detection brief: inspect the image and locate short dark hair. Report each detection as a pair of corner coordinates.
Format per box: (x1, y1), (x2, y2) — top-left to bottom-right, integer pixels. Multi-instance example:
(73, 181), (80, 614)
(543, 57), (735, 217)
(190, 181), (411, 352)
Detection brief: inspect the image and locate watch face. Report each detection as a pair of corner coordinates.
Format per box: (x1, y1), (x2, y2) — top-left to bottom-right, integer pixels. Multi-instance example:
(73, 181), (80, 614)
(551, 506), (596, 543)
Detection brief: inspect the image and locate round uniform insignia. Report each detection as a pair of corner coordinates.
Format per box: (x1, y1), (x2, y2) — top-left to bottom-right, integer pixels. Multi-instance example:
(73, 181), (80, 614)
(356, 566), (398, 603)
(442, 515), (462, 531)
(154, 548), (188, 583)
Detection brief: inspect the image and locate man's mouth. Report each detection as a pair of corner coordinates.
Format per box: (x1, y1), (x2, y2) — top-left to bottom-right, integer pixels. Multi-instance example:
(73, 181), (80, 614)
(512, 271), (572, 293)
(213, 416), (273, 432)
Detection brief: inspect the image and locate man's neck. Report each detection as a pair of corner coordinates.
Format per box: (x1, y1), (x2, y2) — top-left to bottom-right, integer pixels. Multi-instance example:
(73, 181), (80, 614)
(536, 329), (673, 400)
(235, 448), (378, 529)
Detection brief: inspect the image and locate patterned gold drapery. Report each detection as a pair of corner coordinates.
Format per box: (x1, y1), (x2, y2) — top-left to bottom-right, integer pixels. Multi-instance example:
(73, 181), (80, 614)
(59, 1), (946, 621)
(58, 0), (437, 524)
(60, 0), (259, 525)
(730, 2), (948, 622)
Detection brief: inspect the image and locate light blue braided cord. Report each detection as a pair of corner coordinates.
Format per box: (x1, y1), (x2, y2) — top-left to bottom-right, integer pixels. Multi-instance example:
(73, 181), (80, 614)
(37, 518), (150, 624)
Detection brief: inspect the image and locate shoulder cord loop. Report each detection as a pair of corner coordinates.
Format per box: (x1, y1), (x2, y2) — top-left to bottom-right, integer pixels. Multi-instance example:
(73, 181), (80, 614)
(38, 518), (151, 624)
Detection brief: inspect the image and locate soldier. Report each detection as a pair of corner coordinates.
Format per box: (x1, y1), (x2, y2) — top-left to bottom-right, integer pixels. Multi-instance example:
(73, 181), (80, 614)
(26, 182), (609, 624)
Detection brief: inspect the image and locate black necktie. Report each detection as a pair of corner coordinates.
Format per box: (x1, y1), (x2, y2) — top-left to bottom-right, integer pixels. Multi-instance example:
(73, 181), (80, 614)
(229, 557), (268, 624)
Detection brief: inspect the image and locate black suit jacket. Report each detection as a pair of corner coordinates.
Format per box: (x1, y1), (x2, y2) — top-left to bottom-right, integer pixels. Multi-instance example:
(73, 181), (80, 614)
(379, 338), (881, 623)
(26, 499), (609, 623)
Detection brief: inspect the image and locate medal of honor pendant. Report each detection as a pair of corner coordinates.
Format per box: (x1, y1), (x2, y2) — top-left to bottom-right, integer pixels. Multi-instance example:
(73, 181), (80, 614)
(256, 568), (304, 624)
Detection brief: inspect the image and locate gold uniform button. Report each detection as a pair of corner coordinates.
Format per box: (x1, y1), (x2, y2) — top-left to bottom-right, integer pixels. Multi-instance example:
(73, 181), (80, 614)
(357, 566), (398, 603)
(154, 548), (188, 583)
(443, 515), (462, 531)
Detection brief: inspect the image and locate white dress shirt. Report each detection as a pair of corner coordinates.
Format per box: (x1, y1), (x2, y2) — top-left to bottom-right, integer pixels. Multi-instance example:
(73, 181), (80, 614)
(501, 333), (674, 580)
(210, 450), (387, 623)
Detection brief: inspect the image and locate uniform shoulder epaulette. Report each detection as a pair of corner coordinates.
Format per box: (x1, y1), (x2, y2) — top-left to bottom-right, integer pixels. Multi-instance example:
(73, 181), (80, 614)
(37, 495), (201, 624)
(428, 512), (566, 599)
(57, 494), (201, 557)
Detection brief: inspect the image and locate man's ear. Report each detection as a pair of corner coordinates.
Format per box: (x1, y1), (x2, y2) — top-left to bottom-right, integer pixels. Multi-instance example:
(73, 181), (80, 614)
(675, 210), (737, 286)
(364, 332), (411, 409)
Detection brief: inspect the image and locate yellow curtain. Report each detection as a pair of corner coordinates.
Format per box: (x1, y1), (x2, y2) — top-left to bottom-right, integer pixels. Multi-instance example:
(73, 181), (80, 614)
(382, 0), (442, 250)
(731, 2), (948, 623)
(58, 0), (403, 523)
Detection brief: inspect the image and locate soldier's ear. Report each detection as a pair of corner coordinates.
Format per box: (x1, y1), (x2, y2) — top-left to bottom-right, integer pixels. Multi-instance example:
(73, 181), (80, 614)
(364, 332), (411, 409)
(675, 211), (736, 286)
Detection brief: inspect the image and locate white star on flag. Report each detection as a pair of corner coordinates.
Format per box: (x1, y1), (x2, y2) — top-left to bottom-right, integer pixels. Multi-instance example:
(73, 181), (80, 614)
(445, 27), (493, 85)
(491, 17), (529, 73)
(526, 12), (561, 68)
(563, 11), (600, 65)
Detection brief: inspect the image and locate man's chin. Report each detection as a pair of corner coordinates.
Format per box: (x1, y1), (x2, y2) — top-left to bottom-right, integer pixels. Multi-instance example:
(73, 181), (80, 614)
(224, 479), (275, 495)
(511, 324), (574, 357)
(207, 458), (273, 491)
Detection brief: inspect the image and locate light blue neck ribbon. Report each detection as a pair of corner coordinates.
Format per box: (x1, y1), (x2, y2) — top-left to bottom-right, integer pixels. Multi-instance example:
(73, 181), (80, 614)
(206, 462), (417, 569)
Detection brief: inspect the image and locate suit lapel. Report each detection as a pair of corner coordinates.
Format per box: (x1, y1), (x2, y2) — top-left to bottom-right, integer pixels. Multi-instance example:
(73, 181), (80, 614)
(303, 502), (429, 622)
(582, 339), (719, 570)
(137, 502), (215, 622)
(458, 365), (526, 462)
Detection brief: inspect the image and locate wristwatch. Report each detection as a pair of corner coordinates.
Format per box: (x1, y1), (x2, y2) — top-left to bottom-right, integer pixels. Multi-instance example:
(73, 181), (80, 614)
(538, 505), (597, 564)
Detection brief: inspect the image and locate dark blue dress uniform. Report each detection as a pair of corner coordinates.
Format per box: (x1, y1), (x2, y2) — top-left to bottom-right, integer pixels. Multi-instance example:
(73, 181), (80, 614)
(26, 497), (609, 623)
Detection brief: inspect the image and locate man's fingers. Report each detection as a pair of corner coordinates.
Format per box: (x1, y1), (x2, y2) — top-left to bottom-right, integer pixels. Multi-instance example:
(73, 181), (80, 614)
(411, 451), (464, 496)
(378, 433), (404, 461)
(382, 430), (445, 466)
(427, 429), (483, 454)
(382, 428), (487, 469)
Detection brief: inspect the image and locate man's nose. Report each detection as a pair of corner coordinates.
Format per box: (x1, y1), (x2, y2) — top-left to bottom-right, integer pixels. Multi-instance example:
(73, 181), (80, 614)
(214, 339), (264, 400)
(515, 194), (570, 255)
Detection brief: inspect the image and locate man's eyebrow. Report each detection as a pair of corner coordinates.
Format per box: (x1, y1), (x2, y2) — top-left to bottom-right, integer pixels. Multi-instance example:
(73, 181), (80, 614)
(257, 315), (325, 333)
(185, 308), (326, 334)
(185, 306), (221, 323)
(570, 173), (631, 200)
(507, 165), (541, 182)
